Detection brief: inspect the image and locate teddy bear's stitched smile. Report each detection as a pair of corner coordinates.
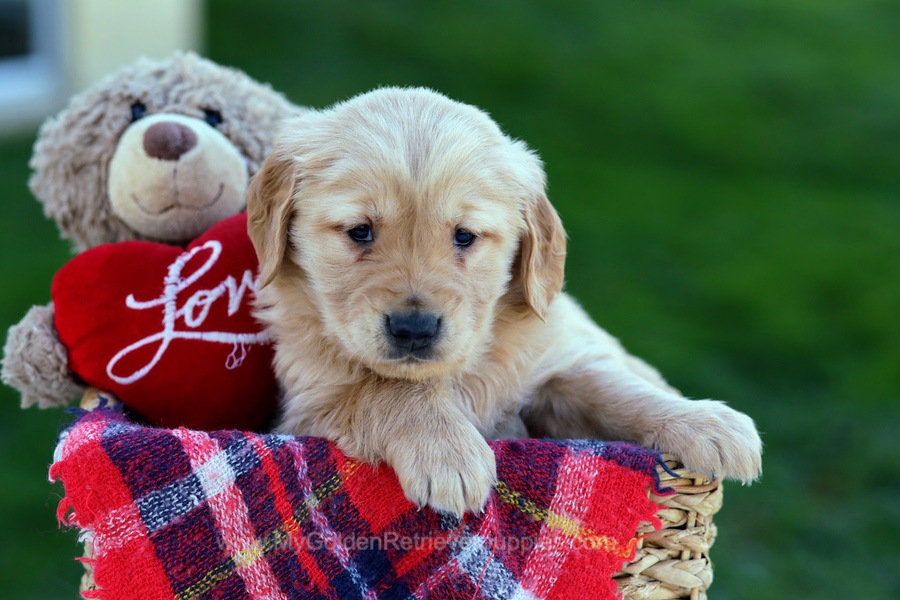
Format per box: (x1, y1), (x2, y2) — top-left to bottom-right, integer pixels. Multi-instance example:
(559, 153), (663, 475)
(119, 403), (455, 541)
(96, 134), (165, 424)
(130, 182), (225, 216)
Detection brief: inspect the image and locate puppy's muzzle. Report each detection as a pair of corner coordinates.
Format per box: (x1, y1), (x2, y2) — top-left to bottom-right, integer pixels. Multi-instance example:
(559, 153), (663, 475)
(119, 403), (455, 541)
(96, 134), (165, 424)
(385, 311), (441, 358)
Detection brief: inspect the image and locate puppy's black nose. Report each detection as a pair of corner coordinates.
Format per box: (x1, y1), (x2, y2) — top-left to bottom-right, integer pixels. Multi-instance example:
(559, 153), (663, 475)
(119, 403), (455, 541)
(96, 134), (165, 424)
(386, 312), (441, 351)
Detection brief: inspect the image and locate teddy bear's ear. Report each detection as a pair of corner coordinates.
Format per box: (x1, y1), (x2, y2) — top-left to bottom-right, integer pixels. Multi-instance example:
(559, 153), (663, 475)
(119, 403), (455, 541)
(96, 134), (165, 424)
(29, 90), (136, 252)
(246, 150), (297, 288)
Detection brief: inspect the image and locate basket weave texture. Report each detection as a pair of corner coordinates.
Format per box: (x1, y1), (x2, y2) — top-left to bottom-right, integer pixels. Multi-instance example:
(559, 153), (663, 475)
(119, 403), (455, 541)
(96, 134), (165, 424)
(615, 456), (722, 600)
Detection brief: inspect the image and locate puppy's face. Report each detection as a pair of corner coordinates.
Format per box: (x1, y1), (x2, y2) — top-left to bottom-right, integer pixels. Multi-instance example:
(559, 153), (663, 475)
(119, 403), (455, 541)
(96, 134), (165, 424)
(248, 88), (565, 380)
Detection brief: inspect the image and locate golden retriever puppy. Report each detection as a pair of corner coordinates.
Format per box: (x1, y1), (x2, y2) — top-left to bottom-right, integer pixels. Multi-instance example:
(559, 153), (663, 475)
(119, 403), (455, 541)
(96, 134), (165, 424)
(247, 87), (762, 517)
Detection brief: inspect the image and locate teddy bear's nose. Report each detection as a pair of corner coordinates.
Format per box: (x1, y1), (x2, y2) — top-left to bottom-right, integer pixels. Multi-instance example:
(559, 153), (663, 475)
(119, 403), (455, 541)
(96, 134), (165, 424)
(142, 121), (198, 161)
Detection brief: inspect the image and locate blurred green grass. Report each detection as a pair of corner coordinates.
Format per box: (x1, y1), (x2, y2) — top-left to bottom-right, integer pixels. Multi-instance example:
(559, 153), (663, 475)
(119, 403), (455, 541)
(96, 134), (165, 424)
(1, 0), (898, 598)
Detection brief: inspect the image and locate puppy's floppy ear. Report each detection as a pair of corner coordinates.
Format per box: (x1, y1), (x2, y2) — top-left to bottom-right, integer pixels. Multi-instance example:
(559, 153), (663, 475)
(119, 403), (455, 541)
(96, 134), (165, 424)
(246, 151), (297, 288)
(519, 191), (567, 319)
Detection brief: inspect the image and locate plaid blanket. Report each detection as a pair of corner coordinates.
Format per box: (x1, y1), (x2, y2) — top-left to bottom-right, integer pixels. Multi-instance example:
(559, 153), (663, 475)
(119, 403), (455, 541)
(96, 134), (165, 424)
(52, 409), (667, 600)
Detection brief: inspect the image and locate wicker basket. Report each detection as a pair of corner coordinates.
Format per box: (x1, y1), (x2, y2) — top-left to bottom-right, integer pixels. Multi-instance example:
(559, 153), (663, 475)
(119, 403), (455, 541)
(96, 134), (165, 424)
(75, 393), (722, 599)
(615, 456), (722, 599)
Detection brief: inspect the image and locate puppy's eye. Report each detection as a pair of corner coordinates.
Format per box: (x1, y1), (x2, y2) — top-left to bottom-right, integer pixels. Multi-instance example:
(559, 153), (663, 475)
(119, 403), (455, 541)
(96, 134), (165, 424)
(203, 108), (223, 127)
(130, 102), (148, 122)
(347, 224), (373, 243)
(454, 228), (476, 248)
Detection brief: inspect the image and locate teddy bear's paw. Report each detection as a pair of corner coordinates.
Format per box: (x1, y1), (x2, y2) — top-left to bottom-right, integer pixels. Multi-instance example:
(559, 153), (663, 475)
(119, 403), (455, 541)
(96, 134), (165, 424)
(2, 303), (83, 409)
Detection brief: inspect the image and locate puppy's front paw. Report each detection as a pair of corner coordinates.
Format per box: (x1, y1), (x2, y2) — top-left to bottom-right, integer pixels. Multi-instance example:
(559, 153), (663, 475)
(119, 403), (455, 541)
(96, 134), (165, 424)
(391, 422), (497, 518)
(654, 400), (762, 483)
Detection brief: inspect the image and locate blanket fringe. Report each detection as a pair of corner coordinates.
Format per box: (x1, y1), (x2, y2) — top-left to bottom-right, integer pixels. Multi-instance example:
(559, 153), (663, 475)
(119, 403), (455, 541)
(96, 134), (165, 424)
(56, 496), (75, 527)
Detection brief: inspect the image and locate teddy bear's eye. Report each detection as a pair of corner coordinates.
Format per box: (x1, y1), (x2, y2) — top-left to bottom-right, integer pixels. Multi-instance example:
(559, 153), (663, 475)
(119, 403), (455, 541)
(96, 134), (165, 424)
(130, 102), (147, 122)
(203, 109), (223, 128)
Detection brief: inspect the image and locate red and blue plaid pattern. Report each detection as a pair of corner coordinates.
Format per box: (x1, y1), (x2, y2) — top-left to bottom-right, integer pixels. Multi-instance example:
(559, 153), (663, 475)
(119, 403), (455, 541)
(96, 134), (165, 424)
(52, 409), (666, 600)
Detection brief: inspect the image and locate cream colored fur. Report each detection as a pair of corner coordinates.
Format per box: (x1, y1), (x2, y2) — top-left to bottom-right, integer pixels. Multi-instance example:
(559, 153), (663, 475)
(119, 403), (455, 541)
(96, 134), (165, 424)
(108, 113), (249, 242)
(248, 87), (762, 517)
(30, 51), (299, 251)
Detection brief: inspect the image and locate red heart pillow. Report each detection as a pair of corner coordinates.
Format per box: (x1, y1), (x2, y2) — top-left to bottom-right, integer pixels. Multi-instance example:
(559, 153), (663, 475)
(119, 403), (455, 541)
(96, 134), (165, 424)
(52, 213), (278, 431)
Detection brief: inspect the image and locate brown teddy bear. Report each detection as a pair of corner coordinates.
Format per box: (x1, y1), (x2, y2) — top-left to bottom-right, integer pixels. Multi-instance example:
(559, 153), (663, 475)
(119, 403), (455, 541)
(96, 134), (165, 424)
(2, 51), (300, 410)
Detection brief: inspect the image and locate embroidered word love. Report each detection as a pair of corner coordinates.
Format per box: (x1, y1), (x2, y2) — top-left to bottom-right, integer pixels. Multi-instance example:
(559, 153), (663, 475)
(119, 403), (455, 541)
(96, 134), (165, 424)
(53, 212), (279, 430)
(106, 240), (271, 385)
